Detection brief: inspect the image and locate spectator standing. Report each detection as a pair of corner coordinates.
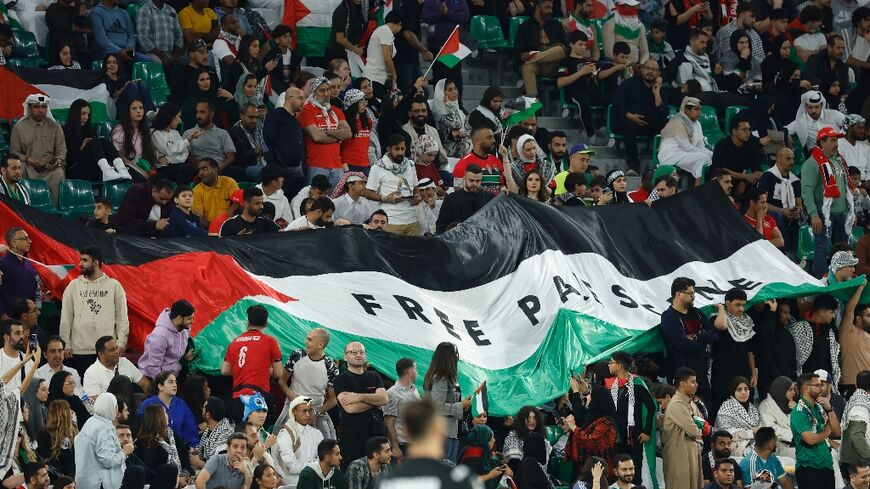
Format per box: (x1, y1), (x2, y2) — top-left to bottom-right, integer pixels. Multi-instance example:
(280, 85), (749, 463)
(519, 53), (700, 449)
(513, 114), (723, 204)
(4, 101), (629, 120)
(841, 370), (870, 471)
(365, 134), (422, 236)
(0, 154), (31, 205)
(82, 336), (151, 398)
(658, 97), (712, 186)
(453, 127), (504, 195)
(10, 94), (67, 205)
(363, 12), (402, 99)
(384, 358), (421, 458)
(430, 79), (472, 159)
(274, 396), (323, 486)
(839, 117), (870, 181)
(341, 89), (375, 173)
(791, 371), (840, 489)
(660, 277), (719, 404)
(221, 304), (282, 422)
(136, 0), (184, 66)
(137, 300), (194, 380)
(663, 367), (705, 489)
(178, 0), (218, 45)
(333, 341), (389, 469)
(802, 126), (852, 278)
(515, 0), (566, 99)
(403, 94), (448, 167)
(393, 0), (433, 93)
(45, 0), (90, 67)
(0, 319), (38, 393)
(612, 58), (668, 173)
(300, 77), (352, 189)
(423, 343), (472, 463)
(558, 31), (604, 143)
(757, 148), (803, 238)
(91, 0), (149, 61)
(602, 0), (649, 64)
(264, 87), (307, 198)
(60, 247), (129, 376)
(422, 0), (470, 95)
(325, 0), (367, 61)
(0, 227), (37, 320)
(75, 394), (142, 489)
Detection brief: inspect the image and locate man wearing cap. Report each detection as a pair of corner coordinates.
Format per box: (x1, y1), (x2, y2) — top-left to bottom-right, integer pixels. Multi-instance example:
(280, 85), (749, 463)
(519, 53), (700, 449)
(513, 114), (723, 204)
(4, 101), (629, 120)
(612, 58), (668, 173)
(816, 369), (846, 420)
(300, 77), (352, 190)
(267, 25), (301, 96)
(331, 172), (377, 226)
(786, 90), (845, 151)
(658, 97), (712, 186)
(601, 0), (649, 65)
(10, 95), (66, 205)
(554, 144), (594, 196)
(840, 115), (870, 181)
(275, 396), (324, 487)
(802, 126), (853, 278)
(169, 39), (214, 104)
(0, 154), (31, 205)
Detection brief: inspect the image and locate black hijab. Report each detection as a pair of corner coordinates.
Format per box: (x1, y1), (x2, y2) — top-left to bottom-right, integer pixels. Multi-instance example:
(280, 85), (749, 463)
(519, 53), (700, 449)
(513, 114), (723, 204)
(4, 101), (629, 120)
(47, 371), (90, 429)
(582, 385), (617, 428)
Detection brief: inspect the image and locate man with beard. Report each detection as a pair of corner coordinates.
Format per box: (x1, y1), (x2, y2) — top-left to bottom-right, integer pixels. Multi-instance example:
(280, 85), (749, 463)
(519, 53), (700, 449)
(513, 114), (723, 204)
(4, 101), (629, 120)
(184, 101), (238, 180)
(791, 371), (841, 489)
(702, 431), (744, 485)
(300, 77), (351, 190)
(452, 127), (505, 196)
(365, 134), (421, 236)
(663, 367), (706, 489)
(264, 88), (307, 198)
(753, 300), (797, 398)
(437, 164), (493, 234)
(192, 158), (240, 227)
(0, 154), (31, 204)
(562, 0), (601, 60)
(332, 341), (388, 470)
(196, 432), (254, 488)
(660, 277), (720, 405)
(612, 59), (668, 174)
(786, 90), (845, 152)
(702, 458), (740, 489)
(838, 371), (870, 472)
(712, 118), (765, 199)
(402, 96), (447, 167)
(605, 351), (657, 487)
(0, 228), (37, 321)
(611, 455), (636, 489)
(285, 196), (335, 231)
(60, 247), (130, 377)
(658, 97), (713, 186)
(839, 115), (870, 180)
(137, 300), (195, 380)
(0, 319), (39, 392)
(544, 132), (569, 173)
(9, 95), (66, 205)
(219, 186), (279, 236)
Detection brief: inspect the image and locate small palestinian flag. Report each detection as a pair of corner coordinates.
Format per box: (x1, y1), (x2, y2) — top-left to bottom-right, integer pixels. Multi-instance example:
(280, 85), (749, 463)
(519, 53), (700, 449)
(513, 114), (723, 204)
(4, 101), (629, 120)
(436, 27), (471, 68)
(0, 66), (112, 122)
(503, 97), (544, 126)
(472, 381), (488, 417)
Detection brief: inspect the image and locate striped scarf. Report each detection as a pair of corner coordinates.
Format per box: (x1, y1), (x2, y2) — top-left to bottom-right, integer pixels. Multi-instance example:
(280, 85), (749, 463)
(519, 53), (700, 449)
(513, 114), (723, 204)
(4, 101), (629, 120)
(610, 375), (637, 430)
(811, 146), (855, 239)
(796, 397), (827, 432)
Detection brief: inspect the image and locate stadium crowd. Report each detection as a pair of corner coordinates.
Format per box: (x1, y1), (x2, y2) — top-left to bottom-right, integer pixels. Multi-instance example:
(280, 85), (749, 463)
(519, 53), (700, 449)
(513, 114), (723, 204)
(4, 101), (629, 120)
(0, 0), (870, 486)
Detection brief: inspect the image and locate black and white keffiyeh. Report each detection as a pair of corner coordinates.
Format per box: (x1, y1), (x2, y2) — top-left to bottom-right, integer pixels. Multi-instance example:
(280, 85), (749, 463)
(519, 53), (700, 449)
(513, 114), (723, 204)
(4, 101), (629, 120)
(788, 319), (840, 389)
(715, 396), (761, 433)
(726, 312), (756, 342)
(843, 388), (870, 432)
(0, 380), (22, 477)
(610, 376), (637, 429)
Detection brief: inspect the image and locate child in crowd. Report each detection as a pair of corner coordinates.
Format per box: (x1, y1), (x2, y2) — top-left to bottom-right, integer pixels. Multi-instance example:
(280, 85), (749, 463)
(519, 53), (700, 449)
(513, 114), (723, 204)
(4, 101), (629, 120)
(647, 19), (675, 67)
(86, 197), (118, 234)
(162, 186), (208, 238)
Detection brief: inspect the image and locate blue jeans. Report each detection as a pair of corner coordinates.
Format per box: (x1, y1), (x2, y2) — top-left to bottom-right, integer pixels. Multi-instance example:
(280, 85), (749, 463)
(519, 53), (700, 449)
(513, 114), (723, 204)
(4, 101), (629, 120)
(444, 437), (459, 463)
(307, 167), (344, 191)
(812, 212), (849, 278)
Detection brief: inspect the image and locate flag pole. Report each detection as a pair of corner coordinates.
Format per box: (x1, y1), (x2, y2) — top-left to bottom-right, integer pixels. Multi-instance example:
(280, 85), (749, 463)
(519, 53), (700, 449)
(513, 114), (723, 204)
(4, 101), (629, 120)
(422, 24), (460, 79)
(9, 250), (53, 269)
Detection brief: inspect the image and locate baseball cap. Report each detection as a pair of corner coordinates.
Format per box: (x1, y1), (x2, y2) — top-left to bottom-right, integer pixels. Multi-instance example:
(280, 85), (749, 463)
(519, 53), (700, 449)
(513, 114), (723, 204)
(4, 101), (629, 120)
(814, 369), (831, 383)
(569, 143), (596, 157)
(189, 39), (211, 52)
(817, 126), (844, 141)
(228, 189), (244, 206)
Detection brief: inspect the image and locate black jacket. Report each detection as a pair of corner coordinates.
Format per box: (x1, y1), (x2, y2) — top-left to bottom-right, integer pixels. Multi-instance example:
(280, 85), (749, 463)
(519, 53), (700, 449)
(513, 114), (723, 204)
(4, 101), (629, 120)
(436, 189), (493, 234)
(263, 107), (305, 169)
(514, 17), (566, 58)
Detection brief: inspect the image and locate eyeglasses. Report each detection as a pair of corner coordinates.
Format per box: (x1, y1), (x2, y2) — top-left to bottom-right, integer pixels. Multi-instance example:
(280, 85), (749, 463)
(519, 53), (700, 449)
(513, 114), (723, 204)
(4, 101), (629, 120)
(345, 349), (366, 355)
(13, 236), (31, 242)
(680, 290), (696, 296)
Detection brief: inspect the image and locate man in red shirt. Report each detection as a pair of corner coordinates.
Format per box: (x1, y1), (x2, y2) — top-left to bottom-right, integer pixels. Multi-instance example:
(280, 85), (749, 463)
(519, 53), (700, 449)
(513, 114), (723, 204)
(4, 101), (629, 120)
(453, 127), (505, 195)
(298, 76), (352, 190)
(221, 304), (283, 423)
(743, 187), (785, 249)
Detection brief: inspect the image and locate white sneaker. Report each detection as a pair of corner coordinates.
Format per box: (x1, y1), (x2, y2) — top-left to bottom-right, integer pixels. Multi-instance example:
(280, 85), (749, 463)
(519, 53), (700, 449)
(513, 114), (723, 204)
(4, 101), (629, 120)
(97, 158), (122, 182)
(112, 158), (133, 180)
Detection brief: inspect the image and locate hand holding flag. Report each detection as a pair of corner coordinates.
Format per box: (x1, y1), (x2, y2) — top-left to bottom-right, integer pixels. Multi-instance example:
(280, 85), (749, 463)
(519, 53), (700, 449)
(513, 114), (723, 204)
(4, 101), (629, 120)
(472, 381), (489, 417)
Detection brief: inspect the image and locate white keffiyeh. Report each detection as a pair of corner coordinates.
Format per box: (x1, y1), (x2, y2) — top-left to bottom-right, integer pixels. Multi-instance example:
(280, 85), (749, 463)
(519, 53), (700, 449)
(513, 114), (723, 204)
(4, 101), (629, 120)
(843, 388), (870, 433)
(726, 312), (756, 342)
(610, 376), (637, 429)
(715, 396), (761, 433)
(787, 319), (841, 389)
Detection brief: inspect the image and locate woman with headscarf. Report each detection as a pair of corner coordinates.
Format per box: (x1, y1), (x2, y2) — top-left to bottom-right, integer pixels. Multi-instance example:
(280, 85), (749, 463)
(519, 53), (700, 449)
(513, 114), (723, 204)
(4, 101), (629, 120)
(714, 376), (762, 455)
(36, 399), (78, 477)
(604, 170), (634, 204)
(22, 378), (47, 441)
(761, 37), (795, 95)
(352, 77), (382, 117)
(341, 89), (375, 174)
(758, 376), (797, 458)
(516, 432), (555, 489)
(739, 95), (784, 144)
(432, 78), (473, 158)
(47, 44), (81, 70)
(459, 425), (514, 489)
(234, 73), (266, 115)
(74, 393), (143, 489)
(224, 34), (276, 95)
(412, 134), (446, 195)
(820, 78), (848, 113)
(469, 86), (505, 146)
(564, 385), (619, 480)
(718, 30), (762, 94)
(510, 134), (555, 190)
(48, 370), (90, 430)
(181, 67), (237, 130)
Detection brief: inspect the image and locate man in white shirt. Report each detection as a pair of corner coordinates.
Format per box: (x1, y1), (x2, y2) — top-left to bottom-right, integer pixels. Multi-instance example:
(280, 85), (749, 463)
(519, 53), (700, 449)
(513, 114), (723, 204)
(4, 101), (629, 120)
(257, 164), (293, 228)
(415, 178), (441, 236)
(331, 173), (377, 225)
(212, 14), (243, 69)
(794, 6), (828, 60)
(82, 335), (151, 398)
(274, 396), (324, 487)
(36, 336), (84, 397)
(785, 90), (845, 151)
(0, 318), (36, 391)
(285, 197), (335, 231)
(362, 11), (402, 97)
(365, 134), (421, 236)
(840, 115), (870, 180)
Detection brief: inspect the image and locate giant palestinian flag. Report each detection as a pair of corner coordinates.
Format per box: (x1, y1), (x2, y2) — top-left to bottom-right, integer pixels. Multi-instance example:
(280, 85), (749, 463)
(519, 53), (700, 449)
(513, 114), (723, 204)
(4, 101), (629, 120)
(0, 185), (862, 416)
(0, 66), (112, 122)
(283, 0), (342, 58)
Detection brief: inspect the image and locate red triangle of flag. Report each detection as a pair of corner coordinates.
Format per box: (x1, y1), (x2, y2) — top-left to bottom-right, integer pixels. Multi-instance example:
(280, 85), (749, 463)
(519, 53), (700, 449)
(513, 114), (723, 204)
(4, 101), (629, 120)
(0, 67), (46, 121)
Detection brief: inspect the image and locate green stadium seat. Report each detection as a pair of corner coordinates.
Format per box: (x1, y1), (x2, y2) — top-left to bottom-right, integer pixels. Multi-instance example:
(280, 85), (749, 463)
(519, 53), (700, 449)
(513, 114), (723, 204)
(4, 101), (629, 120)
(132, 62), (169, 105)
(58, 179), (95, 220)
(102, 180), (132, 211)
(606, 104), (651, 142)
(699, 105), (722, 135)
(91, 60), (104, 71)
(127, 3), (142, 32)
(792, 138), (806, 174)
(651, 134), (662, 168)
(508, 16), (529, 48)
(724, 105), (747, 134)
(10, 30), (47, 67)
(95, 120), (117, 138)
(0, 130), (8, 153)
(797, 225), (814, 260)
(20, 179), (58, 215)
(470, 15), (511, 50)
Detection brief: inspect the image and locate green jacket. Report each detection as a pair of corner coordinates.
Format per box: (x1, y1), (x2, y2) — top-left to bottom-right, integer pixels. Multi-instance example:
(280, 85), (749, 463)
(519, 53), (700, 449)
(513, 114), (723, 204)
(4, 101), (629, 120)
(297, 462), (347, 489)
(801, 153), (848, 219)
(841, 420), (870, 466)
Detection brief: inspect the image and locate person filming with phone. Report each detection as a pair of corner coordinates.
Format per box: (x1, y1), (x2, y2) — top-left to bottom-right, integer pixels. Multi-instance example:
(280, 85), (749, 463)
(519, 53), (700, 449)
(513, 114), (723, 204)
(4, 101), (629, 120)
(0, 318), (42, 393)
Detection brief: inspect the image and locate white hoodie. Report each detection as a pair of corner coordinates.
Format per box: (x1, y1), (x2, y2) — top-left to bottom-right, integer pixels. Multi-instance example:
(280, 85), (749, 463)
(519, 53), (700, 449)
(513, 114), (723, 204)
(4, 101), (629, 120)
(257, 183), (293, 224)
